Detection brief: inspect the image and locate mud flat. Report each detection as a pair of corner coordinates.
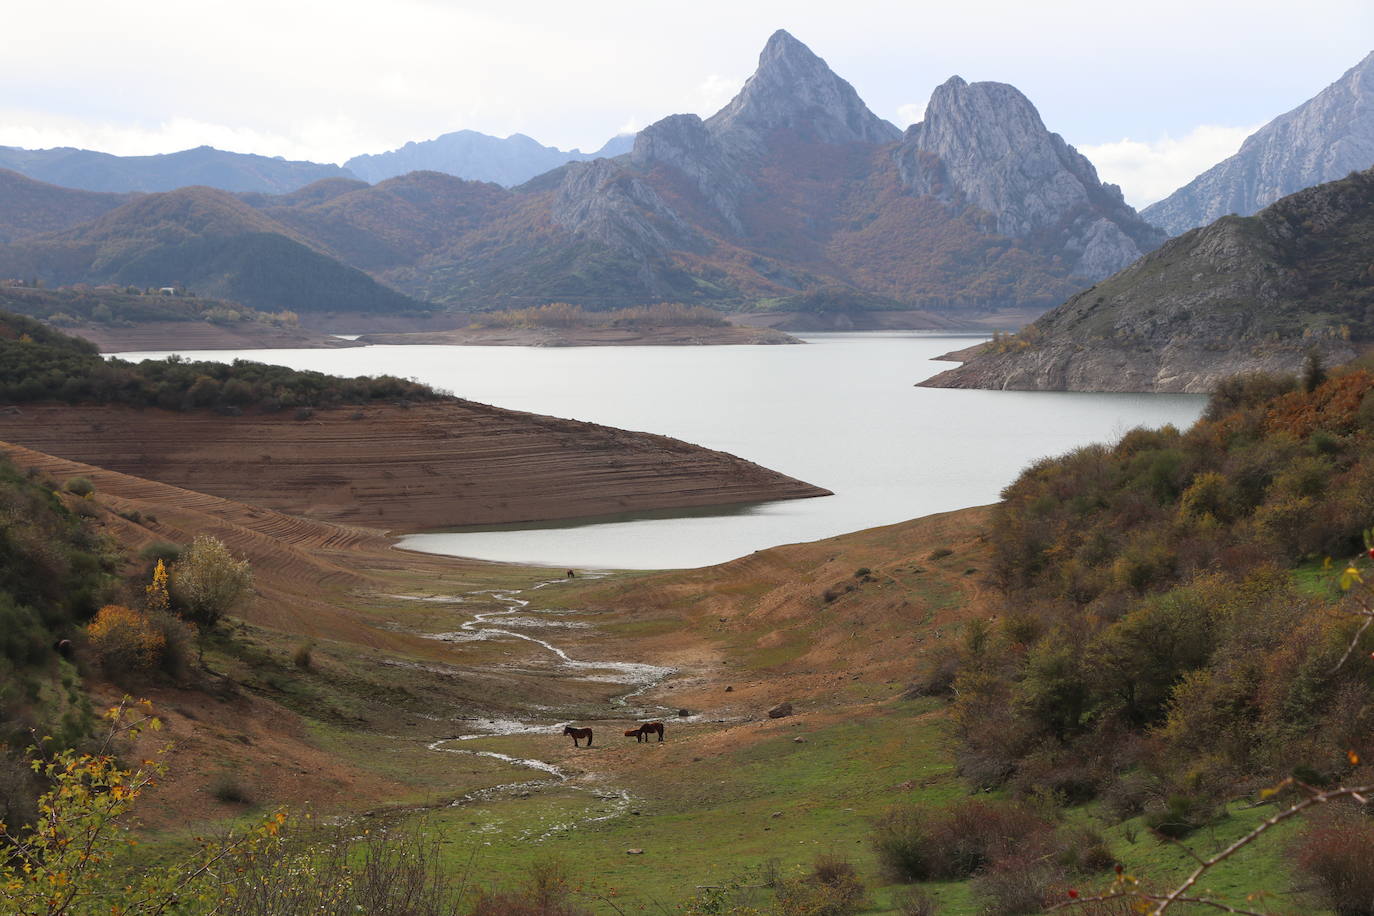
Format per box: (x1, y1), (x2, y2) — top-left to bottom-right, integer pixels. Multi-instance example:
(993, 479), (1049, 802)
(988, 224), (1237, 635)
(0, 402), (829, 532)
(357, 325), (800, 347)
(63, 321), (365, 353)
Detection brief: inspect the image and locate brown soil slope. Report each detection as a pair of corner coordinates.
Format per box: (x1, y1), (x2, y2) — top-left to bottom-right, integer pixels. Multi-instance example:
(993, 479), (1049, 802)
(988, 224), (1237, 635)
(0, 441), (454, 650)
(0, 402), (828, 532)
(567, 506), (996, 721)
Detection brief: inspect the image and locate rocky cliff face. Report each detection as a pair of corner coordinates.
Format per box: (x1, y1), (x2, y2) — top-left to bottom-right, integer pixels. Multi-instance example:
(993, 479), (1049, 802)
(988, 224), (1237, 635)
(345, 130), (634, 187)
(921, 169), (1374, 393)
(897, 77), (1166, 280)
(1143, 51), (1374, 235)
(628, 114), (751, 233)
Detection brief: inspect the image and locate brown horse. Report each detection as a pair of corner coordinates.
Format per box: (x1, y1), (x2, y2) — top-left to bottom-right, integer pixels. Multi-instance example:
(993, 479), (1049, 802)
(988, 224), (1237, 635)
(564, 725), (593, 747)
(625, 722), (665, 743)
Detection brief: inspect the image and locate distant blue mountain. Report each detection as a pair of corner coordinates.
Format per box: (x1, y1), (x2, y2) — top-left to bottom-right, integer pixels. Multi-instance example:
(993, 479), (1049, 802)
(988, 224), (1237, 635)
(344, 130), (634, 186)
(0, 145), (357, 194)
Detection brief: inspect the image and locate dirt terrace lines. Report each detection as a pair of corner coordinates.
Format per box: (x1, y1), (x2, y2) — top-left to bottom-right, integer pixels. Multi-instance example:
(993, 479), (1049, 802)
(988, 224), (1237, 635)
(0, 402), (829, 532)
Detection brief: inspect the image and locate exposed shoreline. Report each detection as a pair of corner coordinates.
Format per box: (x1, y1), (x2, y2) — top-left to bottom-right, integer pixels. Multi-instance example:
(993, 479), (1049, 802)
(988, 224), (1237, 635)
(58, 307), (1033, 353)
(356, 325), (802, 347)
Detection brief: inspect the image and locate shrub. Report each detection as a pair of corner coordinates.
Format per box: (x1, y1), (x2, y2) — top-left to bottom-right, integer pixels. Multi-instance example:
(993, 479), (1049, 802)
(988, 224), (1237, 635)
(469, 860), (591, 916)
(1143, 793), (1216, 839)
(149, 610), (197, 681)
(210, 772), (253, 805)
(923, 799), (1050, 879)
(86, 604), (165, 677)
(140, 540), (182, 564)
(969, 853), (1062, 916)
(292, 642), (314, 670)
(873, 800), (1052, 883)
(64, 476), (94, 497)
(893, 888), (938, 916)
(774, 857), (866, 916)
(1052, 824), (1116, 874)
(872, 806), (931, 881)
(812, 854), (863, 896)
(774, 877), (864, 916)
(1296, 812), (1374, 916)
(171, 535), (252, 628)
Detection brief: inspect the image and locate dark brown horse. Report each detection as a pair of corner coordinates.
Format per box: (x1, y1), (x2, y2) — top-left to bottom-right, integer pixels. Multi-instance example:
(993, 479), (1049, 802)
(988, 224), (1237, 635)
(624, 722), (665, 743)
(563, 725), (593, 747)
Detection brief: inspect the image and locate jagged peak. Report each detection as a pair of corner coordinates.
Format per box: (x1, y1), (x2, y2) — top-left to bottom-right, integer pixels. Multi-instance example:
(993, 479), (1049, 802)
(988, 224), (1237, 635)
(920, 77), (1047, 133)
(705, 30), (900, 146)
(761, 28), (809, 57)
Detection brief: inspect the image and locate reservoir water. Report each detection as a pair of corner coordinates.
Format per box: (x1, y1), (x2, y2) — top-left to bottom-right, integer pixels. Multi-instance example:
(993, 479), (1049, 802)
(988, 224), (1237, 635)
(113, 333), (1206, 569)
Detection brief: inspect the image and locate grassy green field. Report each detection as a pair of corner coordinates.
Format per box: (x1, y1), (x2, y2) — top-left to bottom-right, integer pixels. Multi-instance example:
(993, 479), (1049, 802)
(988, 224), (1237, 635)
(154, 555), (1325, 914)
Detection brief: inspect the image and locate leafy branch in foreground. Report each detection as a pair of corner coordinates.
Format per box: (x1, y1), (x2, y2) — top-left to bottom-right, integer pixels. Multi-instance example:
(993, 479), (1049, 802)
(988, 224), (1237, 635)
(0, 697), (285, 916)
(1330, 526), (1374, 672)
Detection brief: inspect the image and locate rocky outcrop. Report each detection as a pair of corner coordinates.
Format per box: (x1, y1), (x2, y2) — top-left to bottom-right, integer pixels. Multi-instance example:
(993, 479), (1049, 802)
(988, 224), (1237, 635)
(550, 157), (705, 257)
(921, 169), (1374, 393)
(897, 77), (1166, 280)
(345, 130), (634, 187)
(630, 114), (751, 233)
(1143, 51), (1374, 235)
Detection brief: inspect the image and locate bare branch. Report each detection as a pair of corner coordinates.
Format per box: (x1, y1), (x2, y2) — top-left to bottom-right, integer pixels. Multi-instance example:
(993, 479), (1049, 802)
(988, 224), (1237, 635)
(1151, 782), (1374, 915)
(1331, 610), (1374, 674)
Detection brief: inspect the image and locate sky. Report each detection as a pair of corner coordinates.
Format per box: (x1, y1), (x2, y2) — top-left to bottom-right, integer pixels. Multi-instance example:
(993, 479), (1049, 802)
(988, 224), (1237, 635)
(3, 0), (1372, 207)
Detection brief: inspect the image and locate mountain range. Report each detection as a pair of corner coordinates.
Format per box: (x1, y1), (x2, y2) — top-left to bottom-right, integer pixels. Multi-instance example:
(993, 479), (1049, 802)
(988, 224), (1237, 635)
(922, 166), (1374, 392)
(0, 145), (357, 195)
(0, 30), (1166, 316)
(1143, 51), (1374, 235)
(344, 131), (634, 187)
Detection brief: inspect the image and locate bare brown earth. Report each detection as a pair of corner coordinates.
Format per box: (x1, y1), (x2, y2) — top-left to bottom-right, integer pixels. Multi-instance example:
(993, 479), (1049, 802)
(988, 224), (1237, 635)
(730, 307), (1039, 333)
(64, 321), (364, 353)
(564, 507), (995, 726)
(356, 324), (800, 347)
(0, 403), (828, 532)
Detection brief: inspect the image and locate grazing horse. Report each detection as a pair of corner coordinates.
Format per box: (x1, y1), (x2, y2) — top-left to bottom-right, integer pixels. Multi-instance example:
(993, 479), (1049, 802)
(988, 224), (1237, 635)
(563, 725), (593, 747)
(625, 722), (665, 743)
(566, 569), (576, 579)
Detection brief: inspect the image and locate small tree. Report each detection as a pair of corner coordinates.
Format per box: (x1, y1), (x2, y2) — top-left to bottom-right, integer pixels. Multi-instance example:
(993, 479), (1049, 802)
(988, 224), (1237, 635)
(144, 559), (170, 615)
(170, 536), (252, 629)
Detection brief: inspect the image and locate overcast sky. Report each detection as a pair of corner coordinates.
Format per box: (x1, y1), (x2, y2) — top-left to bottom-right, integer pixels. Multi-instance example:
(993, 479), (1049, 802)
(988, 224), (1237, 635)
(4, 0), (1371, 207)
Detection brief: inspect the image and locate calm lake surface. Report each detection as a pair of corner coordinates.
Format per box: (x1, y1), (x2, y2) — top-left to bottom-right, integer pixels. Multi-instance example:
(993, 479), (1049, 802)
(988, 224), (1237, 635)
(114, 334), (1206, 569)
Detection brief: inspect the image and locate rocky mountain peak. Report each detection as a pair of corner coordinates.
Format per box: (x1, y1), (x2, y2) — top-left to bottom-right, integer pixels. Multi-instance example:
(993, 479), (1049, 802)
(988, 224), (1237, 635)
(897, 75), (1164, 280)
(1142, 49), (1374, 235)
(705, 30), (900, 148)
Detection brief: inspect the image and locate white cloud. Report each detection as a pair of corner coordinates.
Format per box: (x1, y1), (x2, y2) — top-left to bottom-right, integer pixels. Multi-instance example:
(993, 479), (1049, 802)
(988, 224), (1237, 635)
(895, 103), (925, 129)
(1079, 124), (1260, 209)
(694, 74), (743, 116)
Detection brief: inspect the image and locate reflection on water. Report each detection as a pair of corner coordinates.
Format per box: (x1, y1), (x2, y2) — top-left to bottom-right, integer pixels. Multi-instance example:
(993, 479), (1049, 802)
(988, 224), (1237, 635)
(114, 333), (1206, 569)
